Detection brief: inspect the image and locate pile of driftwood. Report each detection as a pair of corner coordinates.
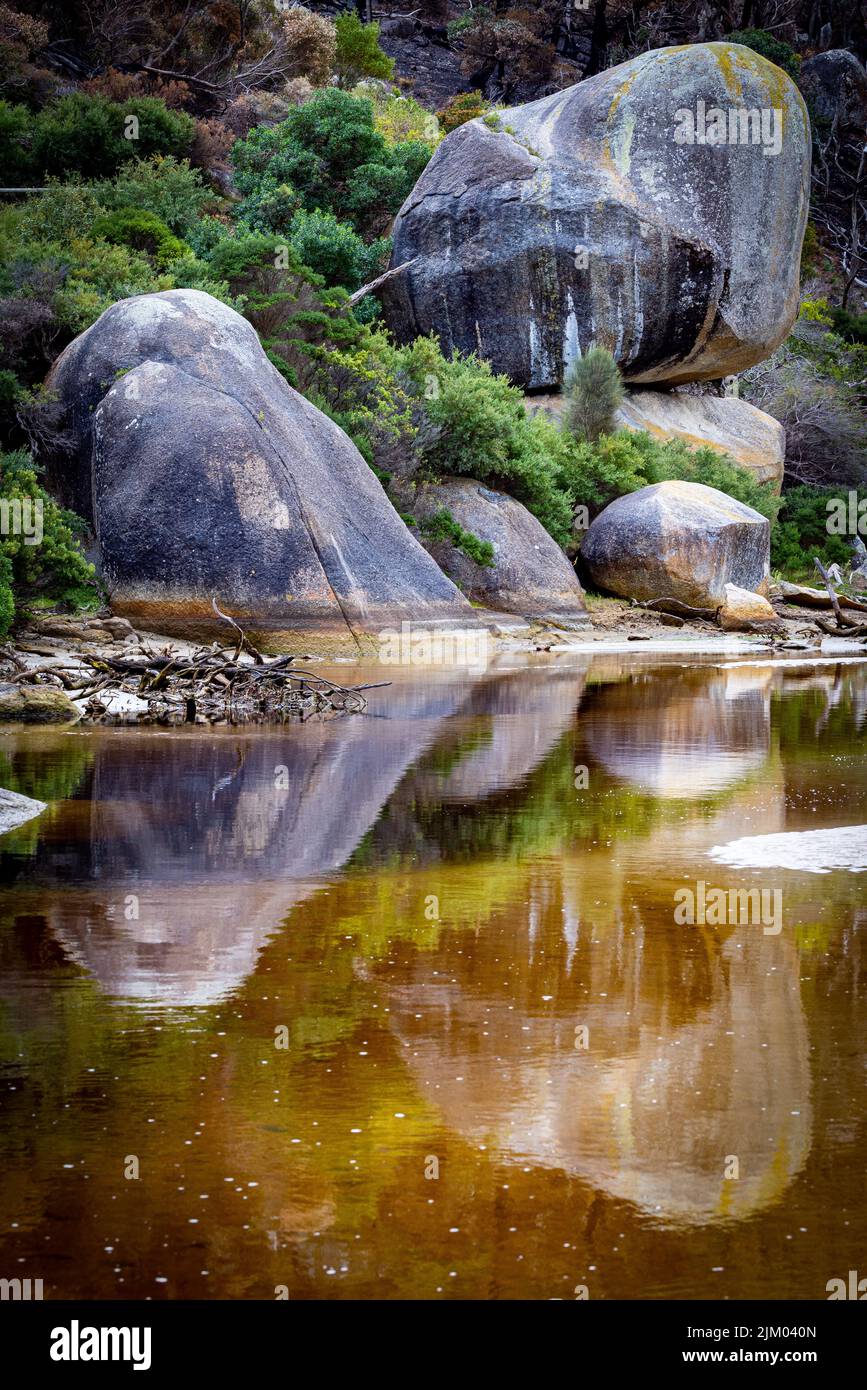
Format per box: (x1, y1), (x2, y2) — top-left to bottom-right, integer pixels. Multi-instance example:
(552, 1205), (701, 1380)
(9, 611), (386, 724)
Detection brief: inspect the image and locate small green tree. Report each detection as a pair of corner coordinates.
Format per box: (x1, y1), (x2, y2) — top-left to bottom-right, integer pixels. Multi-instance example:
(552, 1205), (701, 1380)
(563, 346), (625, 443)
(334, 14), (394, 89)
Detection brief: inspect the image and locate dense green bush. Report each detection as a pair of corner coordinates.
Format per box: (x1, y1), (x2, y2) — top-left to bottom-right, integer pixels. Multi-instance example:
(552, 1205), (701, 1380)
(287, 207), (389, 293)
(0, 550), (14, 638)
(0, 449), (98, 634)
(828, 306), (867, 346)
(394, 335), (575, 544)
(232, 89), (427, 238)
(91, 208), (188, 269)
(94, 156), (211, 236)
(0, 100), (35, 185)
(771, 486), (859, 575)
(437, 90), (487, 133)
(725, 29), (800, 78)
(0, 93), (195, 184)
(334, 14), (394, 88)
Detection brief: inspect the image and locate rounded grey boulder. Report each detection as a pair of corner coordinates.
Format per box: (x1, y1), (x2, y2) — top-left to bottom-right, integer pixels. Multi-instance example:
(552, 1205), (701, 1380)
(412, 477), (588, 622)
(799, 50), (867, 132)
(44, 290), (473, 650)
(383, 42), (810, 390)
(580, 480), (770, 609)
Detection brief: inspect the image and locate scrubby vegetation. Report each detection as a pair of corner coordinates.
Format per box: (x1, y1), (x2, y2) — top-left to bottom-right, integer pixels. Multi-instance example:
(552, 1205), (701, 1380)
(0, 1), (865, 625)
(0, 449), (99, 636)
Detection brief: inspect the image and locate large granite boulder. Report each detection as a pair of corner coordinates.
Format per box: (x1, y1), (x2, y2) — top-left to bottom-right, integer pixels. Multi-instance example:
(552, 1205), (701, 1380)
(580, 480), (770, 608)
(411, 477), (588, 623)
(44, 290), (473, 650)
(383, 42), (810, 390)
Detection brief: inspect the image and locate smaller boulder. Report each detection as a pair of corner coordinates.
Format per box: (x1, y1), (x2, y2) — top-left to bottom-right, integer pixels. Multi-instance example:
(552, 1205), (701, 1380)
(0, 684), (80, 724)
(411, 478), (588, 623)
(0, 787), (47, 836)
(799, 51), (867, 132)
(581, 480), (770, 610)
(718, 584), (778, 631)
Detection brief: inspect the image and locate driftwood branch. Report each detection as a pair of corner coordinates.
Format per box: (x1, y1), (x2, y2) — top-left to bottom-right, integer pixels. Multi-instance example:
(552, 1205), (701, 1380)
(346, 258), (417, 308)
(814, 556), (850, 628)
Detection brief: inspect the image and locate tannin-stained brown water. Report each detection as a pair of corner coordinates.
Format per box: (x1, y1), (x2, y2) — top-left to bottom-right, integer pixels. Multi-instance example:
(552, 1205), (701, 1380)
(1, 651), (865, 1300)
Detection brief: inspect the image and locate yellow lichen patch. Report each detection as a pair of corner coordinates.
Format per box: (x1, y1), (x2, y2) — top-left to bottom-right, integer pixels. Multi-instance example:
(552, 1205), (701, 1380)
(603, 67), (640, 176)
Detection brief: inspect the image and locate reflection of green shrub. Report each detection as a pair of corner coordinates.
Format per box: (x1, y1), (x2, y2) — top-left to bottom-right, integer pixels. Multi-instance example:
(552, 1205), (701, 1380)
(0, 738), (92, 804)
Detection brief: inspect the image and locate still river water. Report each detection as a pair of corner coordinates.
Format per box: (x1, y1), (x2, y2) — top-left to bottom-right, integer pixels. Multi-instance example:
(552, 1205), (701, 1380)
(1, 650), (865, 1300)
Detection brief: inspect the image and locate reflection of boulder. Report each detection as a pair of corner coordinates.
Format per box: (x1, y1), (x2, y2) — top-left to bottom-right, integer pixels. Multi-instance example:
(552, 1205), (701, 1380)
(378, 877), (810, 1226)
(411, 668), (586, 803)
(581, 665), (773, 797)
(32, 709), (468, 1005)
(17, 667), (585, 1006)
(0, 787), (46, 835)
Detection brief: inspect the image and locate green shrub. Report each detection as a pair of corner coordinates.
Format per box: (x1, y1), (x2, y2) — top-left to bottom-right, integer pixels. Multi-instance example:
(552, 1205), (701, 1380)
(95, 156), (211, 235)
(334, 14), (395, 88)
(437, 90), (487, 133)
(232, 89), (426, 237)
(91, 208), (188, 268)
(421, 507), (495, 567)
(725, 29), (800, 78)
(16, 180), (106, 243)
(771, 486), (858, 575)
(354, 86), (440, 150)
(828, 306), (867, 346)
(0, 449), (98, 629)
(31, 94), (195, 180)
(0, 549), (14, 638)
(0, 99), (36, 184)
(395, 336), (574, 543)
(563, 346), (625, 442)
(287, 207), (389, 292)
